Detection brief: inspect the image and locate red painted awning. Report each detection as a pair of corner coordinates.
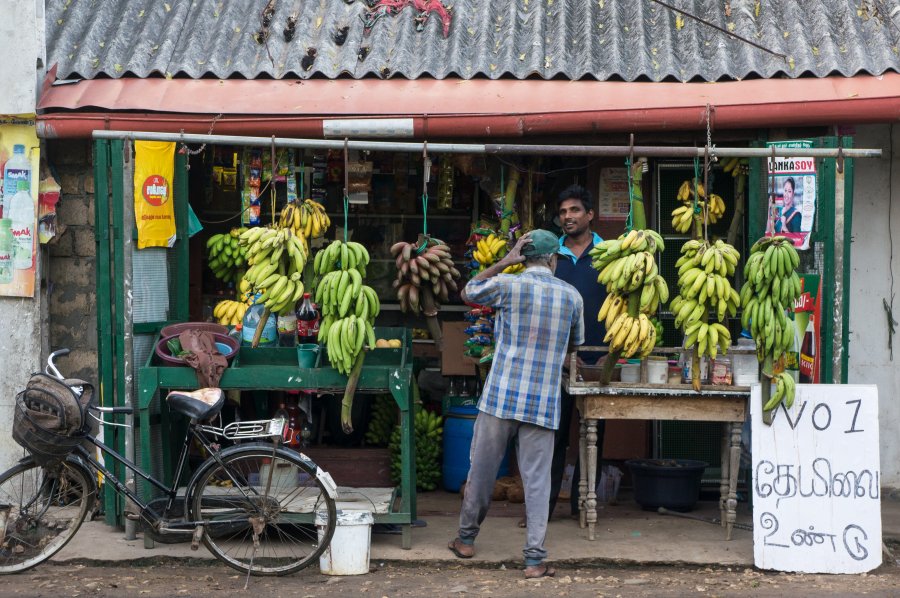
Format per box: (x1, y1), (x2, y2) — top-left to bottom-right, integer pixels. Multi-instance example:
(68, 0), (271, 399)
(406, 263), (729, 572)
(37, 73), (900, 139)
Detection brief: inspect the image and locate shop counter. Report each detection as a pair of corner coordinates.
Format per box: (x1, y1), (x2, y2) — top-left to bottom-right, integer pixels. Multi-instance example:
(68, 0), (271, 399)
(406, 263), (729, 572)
(565, 348), (751, 542)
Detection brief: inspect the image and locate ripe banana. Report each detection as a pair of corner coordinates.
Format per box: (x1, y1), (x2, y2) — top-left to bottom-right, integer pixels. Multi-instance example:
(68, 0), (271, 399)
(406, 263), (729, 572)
(213, 299), (249, 326)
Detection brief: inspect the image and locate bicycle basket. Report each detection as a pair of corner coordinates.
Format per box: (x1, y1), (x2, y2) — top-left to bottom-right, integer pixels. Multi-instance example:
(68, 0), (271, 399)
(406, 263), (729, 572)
(12, 373), (93, 465)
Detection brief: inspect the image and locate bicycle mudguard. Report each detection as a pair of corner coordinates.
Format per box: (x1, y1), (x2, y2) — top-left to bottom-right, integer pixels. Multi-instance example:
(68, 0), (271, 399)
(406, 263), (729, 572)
(297, 452), (338, 500)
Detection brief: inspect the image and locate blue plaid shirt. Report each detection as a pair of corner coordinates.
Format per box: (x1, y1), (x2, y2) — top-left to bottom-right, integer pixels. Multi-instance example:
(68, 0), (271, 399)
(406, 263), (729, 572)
(465, 266), (584, 430)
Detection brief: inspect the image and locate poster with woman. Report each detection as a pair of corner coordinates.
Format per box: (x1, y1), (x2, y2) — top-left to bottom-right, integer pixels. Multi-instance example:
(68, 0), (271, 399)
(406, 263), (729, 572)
(765, 140), (817, 250)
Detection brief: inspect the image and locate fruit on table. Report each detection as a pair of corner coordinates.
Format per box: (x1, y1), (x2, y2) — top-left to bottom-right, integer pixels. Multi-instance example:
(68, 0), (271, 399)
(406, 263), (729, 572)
(374, 339), (402, 349)
(213, 300), (248, 326)
(390, 406), (442, 492)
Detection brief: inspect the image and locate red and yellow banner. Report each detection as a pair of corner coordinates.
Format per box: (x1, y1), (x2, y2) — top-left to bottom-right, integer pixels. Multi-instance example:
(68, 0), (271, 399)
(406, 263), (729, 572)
(133, 141), (176, 249)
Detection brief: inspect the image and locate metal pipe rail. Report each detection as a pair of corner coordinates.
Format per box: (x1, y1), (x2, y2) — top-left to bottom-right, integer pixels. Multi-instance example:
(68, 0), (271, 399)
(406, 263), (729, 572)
(92, 130), (882, 159)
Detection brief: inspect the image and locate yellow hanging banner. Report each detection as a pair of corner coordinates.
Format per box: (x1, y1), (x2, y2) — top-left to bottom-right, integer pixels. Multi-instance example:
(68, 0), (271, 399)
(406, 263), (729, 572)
(133, 141), (176, 249)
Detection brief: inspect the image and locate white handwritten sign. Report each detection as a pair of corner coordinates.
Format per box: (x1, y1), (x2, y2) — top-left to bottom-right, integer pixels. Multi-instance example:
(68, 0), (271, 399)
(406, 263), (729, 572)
(752, 384), (881, 573)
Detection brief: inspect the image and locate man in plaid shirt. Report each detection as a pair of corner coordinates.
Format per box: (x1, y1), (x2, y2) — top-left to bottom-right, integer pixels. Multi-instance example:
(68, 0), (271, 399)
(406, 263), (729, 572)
(448, 230), (584, 579)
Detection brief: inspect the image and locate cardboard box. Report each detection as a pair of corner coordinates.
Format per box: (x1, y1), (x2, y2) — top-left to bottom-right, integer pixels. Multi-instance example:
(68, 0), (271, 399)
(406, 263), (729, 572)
(441, 321), (476, 376)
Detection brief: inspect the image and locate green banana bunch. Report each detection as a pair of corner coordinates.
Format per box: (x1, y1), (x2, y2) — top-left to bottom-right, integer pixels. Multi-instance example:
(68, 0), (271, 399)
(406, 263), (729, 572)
(763, 372), (796, 411)
(313, 239), (370, 277)
(313, 241), (379, 376)
(238, 226), (309, 316)
(206, 227), (249, 283)
(739, 236), (801, 363)
(391, 236), (461, 312)
(389, 405), (443, 491)
(668, 239), (741, 360)
(651, 317), (665, 347)
(364, 394), (398, 447)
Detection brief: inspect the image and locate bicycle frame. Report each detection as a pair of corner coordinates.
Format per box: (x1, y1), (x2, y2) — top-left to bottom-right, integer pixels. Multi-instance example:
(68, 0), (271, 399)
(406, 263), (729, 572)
(73, 419), (284, 533)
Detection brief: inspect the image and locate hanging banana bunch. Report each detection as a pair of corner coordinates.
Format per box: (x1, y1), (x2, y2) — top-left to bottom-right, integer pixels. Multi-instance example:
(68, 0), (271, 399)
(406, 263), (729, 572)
(206, 227), (249, 283)
(740, 236), (802, 412)
(390, 237), (461, 314)
(721, 156), (750, 178)
(313, 240), (377, 374)
(279, 198), (331, 240)
(590, 229), (669, 358)
(669, 240), (740, 374)
(238, 226), (308, 316)
(671, 179), (726, 233)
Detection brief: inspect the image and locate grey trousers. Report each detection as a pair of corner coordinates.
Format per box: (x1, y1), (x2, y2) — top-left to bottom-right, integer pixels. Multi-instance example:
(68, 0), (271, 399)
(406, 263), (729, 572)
(457, 411), (555, 565)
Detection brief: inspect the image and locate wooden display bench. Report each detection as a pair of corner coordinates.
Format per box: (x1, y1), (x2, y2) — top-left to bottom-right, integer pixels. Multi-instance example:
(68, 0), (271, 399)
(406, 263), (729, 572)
(137, 327), (418, 549)
(565, 346), (753, 542)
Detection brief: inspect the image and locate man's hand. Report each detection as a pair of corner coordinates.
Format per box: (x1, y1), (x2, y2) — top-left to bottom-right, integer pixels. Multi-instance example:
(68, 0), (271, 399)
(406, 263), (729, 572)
(497, 234), (532, 268)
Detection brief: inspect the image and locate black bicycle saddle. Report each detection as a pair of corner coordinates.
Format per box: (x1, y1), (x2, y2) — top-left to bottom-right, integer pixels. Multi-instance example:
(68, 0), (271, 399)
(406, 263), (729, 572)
(166, 388), (225, 420)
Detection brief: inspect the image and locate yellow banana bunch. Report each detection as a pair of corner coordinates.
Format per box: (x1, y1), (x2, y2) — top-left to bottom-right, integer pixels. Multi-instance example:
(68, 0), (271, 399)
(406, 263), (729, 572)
(472, 233), (508, 269)
(590, 229), (669, 355)
(213, 300), (249, 326)
(502, 263), (525, 274)
(206, 227), (249, 283)
(390, 237), (460, 312)
(739, 236), (801, 364)
(603, 312), (657, 358)
(278, 199), (331, 240)
(238, 226), (309, 315)
(668, 239), (740, 361)
(721, 157), (750, 177)
(672, 179), (726, 230)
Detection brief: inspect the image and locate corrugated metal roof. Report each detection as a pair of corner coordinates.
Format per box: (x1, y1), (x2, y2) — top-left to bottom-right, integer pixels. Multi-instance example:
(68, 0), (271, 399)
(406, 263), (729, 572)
(46, 0), (900, 83)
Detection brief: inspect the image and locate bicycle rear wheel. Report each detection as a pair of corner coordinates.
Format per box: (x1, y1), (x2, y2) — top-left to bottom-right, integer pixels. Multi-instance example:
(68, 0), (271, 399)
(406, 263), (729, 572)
(0, 457), (93, 574)
(186, 444), (337, 576)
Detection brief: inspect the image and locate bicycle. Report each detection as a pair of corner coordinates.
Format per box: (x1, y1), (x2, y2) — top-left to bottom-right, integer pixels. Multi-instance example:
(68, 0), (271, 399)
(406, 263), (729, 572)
(0, 349), (338, 576)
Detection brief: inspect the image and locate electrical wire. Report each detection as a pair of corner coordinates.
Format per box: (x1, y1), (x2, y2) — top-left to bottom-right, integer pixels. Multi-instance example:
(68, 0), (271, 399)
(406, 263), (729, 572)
(493, 155), (605, 177)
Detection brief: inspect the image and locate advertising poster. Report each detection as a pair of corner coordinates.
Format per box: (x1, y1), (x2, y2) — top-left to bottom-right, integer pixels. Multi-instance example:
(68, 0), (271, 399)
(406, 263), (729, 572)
(133, 141), (177, 249)
(596, 167), (630, 218)
(794, 274), (822, 384)
(765, 140), (816, 250)
(0, 118), (39, 298)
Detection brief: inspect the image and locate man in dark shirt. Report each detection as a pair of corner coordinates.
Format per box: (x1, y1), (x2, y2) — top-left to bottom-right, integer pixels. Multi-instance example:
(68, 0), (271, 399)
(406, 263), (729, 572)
(548, 184), (607, 519)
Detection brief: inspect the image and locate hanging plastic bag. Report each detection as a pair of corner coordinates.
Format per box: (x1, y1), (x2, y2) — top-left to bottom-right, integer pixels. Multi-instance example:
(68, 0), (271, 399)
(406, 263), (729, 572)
(133, 141), (176, 248)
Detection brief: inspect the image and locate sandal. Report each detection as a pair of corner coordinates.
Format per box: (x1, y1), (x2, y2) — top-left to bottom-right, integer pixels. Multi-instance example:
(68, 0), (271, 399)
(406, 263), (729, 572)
(448, 538), (475, 559)
(516, 517), (526, 528)
(524, 564), (557, 579)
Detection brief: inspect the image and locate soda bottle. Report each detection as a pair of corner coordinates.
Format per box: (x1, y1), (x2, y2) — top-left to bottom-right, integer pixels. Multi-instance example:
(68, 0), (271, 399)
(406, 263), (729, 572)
(285, 394), (301, 448)
(799, 315), (816, 383)
(0, 219), (12, 284)
(296, 293), (320, 344)
(9, 181), (34, 270)
(3, 144), (30, 217)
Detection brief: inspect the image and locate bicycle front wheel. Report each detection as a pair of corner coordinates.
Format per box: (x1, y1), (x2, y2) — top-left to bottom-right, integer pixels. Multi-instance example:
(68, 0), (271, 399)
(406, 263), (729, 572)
(0, 457), (94, 574)
(186, 444), (337, 576)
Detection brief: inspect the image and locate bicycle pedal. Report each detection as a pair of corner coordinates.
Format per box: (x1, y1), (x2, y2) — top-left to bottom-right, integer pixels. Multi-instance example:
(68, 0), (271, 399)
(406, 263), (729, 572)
(191, 525), (205, 551)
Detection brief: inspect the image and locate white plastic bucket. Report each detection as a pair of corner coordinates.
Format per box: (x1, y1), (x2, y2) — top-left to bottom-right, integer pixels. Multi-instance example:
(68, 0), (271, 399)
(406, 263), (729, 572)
(620, 363), (640, 383)
(317, 510), (374, 575)
(646, 359), (668, 385)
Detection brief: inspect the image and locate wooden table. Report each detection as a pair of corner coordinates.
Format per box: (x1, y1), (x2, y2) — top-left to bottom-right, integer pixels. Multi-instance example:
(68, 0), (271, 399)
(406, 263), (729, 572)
(565, 380), (750, 541)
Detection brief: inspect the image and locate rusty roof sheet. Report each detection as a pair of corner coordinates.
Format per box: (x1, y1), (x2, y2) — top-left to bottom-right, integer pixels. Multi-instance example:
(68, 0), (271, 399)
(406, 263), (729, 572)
(46, 0), (900, 83)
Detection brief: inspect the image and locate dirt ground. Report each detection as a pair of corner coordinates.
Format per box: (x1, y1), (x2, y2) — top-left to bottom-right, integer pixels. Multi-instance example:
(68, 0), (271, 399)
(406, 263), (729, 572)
(1, 559), (898, 597)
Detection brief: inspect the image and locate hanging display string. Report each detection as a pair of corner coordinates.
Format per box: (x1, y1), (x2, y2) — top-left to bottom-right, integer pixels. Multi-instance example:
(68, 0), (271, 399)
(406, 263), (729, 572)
(692, 156), (702, 239)
(417, 143), (433, 255)
(624, 157), (634, 233)
(298, 157), (304, 200)
(702, 144), (710, 241)
(343, 138), (350, 242)
(270, 136), (277, 225)
(769, 145), (777, 234)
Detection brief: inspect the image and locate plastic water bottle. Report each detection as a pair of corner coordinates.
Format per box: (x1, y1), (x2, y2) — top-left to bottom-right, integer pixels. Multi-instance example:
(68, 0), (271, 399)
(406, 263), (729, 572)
(0, 218), (13, 284)
(242, 303), (278, 346)
(9, 181), (34, 270)
(3, 144), (30, 217)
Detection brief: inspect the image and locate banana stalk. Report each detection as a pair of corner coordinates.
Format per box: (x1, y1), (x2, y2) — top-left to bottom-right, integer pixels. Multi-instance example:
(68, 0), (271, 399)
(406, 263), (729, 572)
(419, 287), (444, 351)
(500, 168), (520, 236)
(341, 351), (366, 434)
(726, 173), (746, 247)
(250, 307), (272, 348)
(760, 355), (775, 425)
(599, 160), (647, 385)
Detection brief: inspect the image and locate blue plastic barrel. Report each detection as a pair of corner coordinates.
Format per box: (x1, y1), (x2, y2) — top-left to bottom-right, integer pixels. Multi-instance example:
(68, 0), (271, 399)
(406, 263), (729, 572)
(442, 406), (510, 492)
